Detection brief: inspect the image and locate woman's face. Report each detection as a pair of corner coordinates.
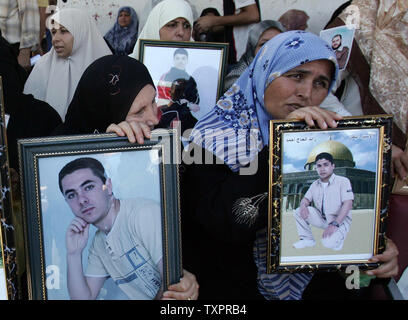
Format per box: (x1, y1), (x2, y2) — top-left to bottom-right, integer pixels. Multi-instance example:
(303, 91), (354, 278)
(125, 84), (159, 129)
(264, 59), (333, 119)
(51, 22), (74, 58)
(254, 28), (282, 55)
(118, 10), (131, 27)
(159, 18), (191, 41)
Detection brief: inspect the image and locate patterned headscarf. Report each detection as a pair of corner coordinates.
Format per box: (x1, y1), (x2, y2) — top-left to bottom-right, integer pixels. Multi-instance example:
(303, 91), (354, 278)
(104, 6), (139, 55)
(223, 20), (286, 91)
(190, 31), (339, 172)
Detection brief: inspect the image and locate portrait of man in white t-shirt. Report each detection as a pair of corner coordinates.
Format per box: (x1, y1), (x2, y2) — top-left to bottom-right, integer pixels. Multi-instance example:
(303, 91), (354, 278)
(59, 157), (163, 300)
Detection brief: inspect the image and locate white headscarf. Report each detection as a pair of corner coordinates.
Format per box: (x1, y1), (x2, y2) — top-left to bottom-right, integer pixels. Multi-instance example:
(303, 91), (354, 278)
(23, 8), (112, 120)
(129, 0), (194, 60)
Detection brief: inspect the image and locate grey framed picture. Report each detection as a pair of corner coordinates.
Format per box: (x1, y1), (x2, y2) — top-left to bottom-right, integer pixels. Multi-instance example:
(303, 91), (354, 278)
(268, 115), (392, 273)
(18, 130), (182, 300)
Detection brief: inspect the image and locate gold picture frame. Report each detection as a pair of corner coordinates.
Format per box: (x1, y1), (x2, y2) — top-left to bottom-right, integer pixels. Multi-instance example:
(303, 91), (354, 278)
(268, 115), (392, 273)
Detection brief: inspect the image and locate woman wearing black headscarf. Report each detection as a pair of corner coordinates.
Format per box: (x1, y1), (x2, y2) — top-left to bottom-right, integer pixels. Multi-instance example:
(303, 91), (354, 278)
(52, 55), (199, 300)
(53, 55), (158, 136)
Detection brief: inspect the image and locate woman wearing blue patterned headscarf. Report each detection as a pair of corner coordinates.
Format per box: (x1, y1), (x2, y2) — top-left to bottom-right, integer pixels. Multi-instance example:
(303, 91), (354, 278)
(106, 30), (398, 300)
(104, 7), (139, 55)
(184, 31), (348, 300)
(190, 30), (344, 172)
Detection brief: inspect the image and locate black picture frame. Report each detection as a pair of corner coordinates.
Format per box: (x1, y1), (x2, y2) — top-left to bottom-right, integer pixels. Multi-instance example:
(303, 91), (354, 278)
(18, 130), (182, 299)
(139, 39), (229, 122)
(268, 115), (392, 273)
(0, 76), (19, 300)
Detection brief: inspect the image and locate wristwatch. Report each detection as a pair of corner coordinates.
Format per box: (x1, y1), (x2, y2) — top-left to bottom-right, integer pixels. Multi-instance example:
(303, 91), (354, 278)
(329, 221), (340, 228)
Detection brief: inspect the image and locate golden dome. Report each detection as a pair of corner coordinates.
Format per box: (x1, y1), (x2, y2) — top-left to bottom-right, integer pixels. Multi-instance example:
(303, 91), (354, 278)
(306, 140), (354, 165)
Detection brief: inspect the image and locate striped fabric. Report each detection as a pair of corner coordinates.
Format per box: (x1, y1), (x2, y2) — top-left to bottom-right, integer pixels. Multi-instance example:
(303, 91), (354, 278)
(254, 228), (313, 300)
(0, 0), (40, 48)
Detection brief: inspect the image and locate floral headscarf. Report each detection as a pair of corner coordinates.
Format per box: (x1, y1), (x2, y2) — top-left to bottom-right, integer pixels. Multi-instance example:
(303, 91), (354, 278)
(104, 6), (139, 55)
(190, 31), (339, 172)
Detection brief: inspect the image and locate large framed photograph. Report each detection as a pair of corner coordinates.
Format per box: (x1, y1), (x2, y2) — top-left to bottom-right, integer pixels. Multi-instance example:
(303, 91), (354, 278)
(18, 130), (182, 300)
(0, 77), (19, 300)
(139, 40), (228, 122)
(268, 115), (392, 273)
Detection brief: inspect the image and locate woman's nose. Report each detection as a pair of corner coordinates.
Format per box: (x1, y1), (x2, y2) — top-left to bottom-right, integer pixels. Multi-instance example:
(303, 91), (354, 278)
(175, 24), (185, 38)
(296, 81), (313, 102)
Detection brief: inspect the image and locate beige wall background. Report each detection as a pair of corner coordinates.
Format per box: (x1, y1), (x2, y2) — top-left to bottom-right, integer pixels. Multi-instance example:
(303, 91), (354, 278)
(56, 0), (349, 37)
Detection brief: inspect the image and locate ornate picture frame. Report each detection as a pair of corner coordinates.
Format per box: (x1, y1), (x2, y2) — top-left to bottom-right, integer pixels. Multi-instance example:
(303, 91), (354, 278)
(268, 115), (392, 273)
(0, 76), (19, 299)
(18, 130), (182, 299)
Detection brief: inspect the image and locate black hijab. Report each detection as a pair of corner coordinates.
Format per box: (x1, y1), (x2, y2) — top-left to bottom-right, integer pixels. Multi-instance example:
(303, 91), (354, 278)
(54, 55), (154, 135)
(1, 33), (62, 170)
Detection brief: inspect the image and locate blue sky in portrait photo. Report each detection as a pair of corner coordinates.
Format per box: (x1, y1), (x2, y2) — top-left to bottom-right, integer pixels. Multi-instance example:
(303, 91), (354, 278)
(282, 128), (380, 174)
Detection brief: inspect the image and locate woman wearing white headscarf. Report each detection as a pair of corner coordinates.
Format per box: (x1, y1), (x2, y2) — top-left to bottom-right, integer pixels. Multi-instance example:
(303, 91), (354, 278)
(129, 0), (194, 60)
(23, 8), (112, 120)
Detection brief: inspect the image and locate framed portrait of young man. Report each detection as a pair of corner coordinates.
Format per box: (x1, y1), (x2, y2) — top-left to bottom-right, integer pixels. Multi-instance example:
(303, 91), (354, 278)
(18, 130), (182, 300)
(139, 39), (229, 122)
(267, 115), (392, 273)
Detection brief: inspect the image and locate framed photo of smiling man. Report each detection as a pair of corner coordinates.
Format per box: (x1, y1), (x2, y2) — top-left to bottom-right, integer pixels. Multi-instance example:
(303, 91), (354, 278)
(267, 115), (392, 273)
(18, 130), (181, 300)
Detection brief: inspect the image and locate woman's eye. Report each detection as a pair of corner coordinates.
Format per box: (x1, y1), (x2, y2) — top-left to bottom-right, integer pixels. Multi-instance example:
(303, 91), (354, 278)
(288, 73), (302, 80)
(183, 23), (191, 29)
(135, 106), (146, 116)
(314, 80), (328, 89)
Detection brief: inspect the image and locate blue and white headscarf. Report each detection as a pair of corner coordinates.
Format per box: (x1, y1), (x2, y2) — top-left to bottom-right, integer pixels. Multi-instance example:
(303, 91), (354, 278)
(104, 7), (139, 55)
(189, 31), (339, 300)
(190, 31), (338, 172)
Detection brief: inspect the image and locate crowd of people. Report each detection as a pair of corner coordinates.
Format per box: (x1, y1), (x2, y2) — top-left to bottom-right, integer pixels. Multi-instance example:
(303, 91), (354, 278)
(0, 0), (407, 301)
